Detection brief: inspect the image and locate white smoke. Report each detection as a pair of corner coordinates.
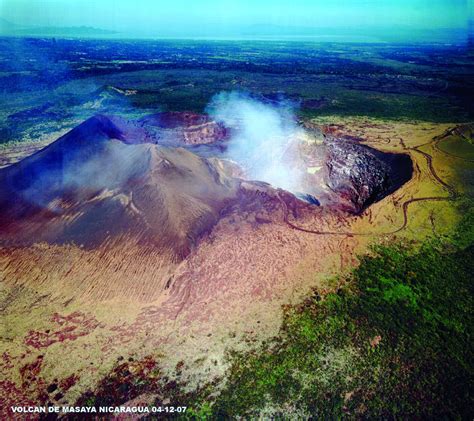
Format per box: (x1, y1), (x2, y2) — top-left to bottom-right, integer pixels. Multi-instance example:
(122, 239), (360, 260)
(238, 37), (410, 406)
(207, 91), (305, 193)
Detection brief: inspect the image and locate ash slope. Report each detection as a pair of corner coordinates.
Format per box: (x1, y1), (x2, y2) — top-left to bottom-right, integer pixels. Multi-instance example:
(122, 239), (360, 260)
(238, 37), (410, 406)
(0, 115), (250, 258)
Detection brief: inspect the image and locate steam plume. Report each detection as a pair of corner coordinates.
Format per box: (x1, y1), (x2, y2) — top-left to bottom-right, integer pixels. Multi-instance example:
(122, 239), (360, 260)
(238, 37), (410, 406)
(207, 91), (305, 193)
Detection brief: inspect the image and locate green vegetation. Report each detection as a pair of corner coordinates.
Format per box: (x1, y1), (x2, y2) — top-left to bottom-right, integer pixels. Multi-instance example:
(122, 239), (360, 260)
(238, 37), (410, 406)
(438, 136), (474, 160)
(186, 207), (474, 418)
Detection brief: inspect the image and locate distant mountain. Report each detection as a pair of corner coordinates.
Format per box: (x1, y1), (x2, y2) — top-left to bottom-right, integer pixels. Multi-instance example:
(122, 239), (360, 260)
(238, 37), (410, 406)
(240, 24), (469, 44)
(122, 22), (468, 44)
(0, 18), (116, 38)
(0, 18), (21, 31)
(0, 18), (467, 43)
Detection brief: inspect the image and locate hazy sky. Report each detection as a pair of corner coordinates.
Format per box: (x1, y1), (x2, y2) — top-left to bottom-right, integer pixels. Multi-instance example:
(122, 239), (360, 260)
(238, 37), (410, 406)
(0, 0), (471, 38)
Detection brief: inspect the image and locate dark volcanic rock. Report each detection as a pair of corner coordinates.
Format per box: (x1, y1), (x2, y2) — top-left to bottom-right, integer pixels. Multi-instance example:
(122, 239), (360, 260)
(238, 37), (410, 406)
(324, 138), (412, 213)
(325, 140), (388, 212)
(139, 112), (229, 146)
(295, 192), (320, 206)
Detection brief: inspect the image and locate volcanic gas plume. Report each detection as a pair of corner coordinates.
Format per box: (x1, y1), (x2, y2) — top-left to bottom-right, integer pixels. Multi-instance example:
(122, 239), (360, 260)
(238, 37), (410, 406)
(207, 92), (307, 194)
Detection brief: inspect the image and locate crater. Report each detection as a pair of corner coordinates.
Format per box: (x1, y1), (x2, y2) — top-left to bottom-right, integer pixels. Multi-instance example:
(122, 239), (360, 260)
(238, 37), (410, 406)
(320, 138), (413, 213)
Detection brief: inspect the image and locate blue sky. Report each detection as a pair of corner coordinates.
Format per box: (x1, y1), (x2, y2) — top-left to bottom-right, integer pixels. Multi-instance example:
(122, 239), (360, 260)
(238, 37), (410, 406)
(0, 0), (471, 39)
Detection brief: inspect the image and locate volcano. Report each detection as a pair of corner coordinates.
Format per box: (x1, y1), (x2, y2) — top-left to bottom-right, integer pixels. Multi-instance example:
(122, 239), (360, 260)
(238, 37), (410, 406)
(0, 114), (301, 259)
(0, 112), (412, 257)
(0, 112), (415, 412)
